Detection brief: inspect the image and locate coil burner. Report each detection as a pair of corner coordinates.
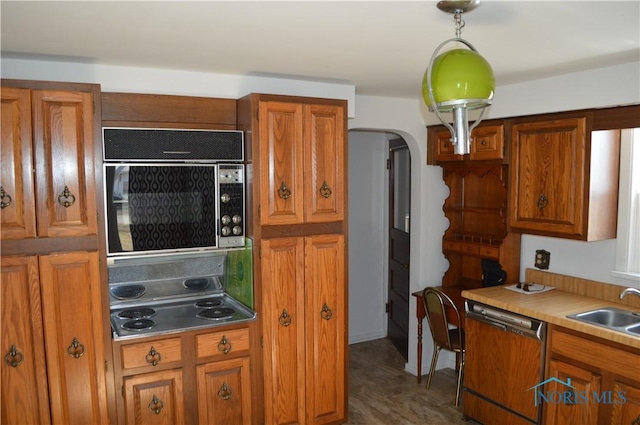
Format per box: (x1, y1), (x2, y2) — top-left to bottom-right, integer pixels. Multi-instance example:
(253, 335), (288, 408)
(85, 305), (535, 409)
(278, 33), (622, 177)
(194, 298), (224, 309)
(121, 318), (156, 331)
(110, 284), (146, 300)
(197, 307), (236, 320)
(117, 307), (157, 320)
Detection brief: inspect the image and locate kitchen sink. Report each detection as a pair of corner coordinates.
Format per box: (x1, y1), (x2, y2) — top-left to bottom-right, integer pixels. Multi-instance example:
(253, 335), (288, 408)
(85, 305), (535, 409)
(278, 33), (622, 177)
(567, 307), (640, 337)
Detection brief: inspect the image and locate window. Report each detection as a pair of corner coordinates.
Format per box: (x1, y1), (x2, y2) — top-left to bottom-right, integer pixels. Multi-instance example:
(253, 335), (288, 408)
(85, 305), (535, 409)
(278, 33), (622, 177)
(613, 128), (640, 280)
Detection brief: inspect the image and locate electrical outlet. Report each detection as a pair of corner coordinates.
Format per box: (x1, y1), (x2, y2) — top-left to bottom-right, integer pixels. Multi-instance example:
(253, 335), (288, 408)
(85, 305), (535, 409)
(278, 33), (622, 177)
(535, 249), (550, 270)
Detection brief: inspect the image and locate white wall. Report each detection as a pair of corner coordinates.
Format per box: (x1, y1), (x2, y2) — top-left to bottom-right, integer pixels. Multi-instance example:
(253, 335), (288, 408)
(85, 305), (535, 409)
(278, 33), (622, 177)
(3, 57), (639, 378)
(347, 131), (388, 344)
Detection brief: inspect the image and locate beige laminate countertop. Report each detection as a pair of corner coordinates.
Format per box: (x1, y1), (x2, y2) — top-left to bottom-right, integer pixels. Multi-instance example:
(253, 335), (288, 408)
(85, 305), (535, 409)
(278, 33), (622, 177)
(461, 285), (640, 350)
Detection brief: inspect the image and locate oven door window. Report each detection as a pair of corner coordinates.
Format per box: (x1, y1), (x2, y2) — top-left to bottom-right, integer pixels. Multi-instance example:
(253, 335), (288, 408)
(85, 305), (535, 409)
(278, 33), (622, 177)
(106, 165), (218, 255)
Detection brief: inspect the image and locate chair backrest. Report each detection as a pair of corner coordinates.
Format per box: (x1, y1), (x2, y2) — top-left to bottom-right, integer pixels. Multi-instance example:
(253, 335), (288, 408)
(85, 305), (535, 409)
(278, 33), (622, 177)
(422, 287), (462, 351)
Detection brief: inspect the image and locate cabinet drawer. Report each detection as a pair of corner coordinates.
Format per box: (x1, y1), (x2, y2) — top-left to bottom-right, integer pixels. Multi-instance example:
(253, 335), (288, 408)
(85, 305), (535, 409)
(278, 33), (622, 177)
(121, 337), (182, 370)
(470, 125), (504, 160)
(196, 328), (250, 359)
(435, 130), (462, 162)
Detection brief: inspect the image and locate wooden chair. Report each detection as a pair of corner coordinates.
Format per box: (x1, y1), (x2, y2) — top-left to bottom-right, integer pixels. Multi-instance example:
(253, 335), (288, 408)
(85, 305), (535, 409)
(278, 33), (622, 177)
(422, 287), (465, 406)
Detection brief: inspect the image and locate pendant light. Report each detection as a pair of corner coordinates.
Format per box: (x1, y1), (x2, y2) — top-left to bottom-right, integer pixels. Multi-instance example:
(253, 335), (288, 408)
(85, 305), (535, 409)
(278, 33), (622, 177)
(422, 0), (494, 155)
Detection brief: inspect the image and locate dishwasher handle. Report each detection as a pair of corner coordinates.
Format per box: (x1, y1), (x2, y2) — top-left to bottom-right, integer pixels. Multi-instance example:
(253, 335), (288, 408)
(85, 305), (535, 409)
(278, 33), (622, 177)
(465, 301), (545, 341)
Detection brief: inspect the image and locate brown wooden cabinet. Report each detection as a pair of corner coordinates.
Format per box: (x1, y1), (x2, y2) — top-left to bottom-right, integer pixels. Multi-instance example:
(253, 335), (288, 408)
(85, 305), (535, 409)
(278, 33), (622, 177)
(1, 86), (98, 241)
(238, 94), (348, 425)
(1, 80), (110, 425)
(114, 326), (252, 425)
(509, 114), (620, 240)
(544, 325), (640, 425)
(1, 252), (109, 425)
(428, 122), (505, 163)
(1, 255), (51, 425)
(427, 121), (520, 299)
(257, 100), (344, 226)
(260, 235), (346, 425)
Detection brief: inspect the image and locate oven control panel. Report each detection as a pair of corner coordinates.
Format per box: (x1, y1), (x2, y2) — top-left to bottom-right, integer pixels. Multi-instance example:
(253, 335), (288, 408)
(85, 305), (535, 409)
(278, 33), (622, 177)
(218, 164), (245, 248)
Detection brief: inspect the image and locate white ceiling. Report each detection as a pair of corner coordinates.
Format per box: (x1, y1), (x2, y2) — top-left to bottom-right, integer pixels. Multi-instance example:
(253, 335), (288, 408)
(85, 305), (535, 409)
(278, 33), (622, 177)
(1, 1), (639, 99)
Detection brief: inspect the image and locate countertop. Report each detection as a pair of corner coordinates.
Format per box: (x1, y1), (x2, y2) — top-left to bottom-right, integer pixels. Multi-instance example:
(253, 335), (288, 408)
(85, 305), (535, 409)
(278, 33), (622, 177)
(461, 285), (640, 349)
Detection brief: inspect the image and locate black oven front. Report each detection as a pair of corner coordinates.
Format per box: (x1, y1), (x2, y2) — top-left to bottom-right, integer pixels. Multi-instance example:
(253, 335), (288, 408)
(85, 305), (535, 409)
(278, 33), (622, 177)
(103, 127), (245, 258)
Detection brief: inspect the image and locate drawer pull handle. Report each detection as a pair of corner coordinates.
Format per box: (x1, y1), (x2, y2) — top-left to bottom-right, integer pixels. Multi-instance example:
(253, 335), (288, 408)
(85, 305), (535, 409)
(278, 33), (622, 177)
(148, 395), (164, 415)
(0, 186), (12, 209)
(67, 337), (85, 359)
(632, 414), (640, 425)
(319, 181), (332, 198)
(218, 382), (233, 400)
(4, 345), (24, 367)
(145, 346), (162, 366)
(279, 309), (292, 327)
(537, 193), (548, 209)
(321, 303), (333, 321)
(217, 335), (232, 354)
(278, 182), (292, 200)
(57, 186), (76, 208)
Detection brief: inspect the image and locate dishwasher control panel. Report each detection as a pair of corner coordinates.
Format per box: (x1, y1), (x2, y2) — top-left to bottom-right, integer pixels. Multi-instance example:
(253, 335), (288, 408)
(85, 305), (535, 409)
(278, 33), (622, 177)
(466, 300), (545, 341)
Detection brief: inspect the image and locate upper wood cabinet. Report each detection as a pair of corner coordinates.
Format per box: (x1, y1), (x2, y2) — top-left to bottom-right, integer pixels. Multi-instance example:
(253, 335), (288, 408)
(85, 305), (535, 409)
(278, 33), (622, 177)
(257, 100), (345, 226)
(428, 121), (505, 163)
(508, 114), (620, 240)
(1, 86), (98, 241)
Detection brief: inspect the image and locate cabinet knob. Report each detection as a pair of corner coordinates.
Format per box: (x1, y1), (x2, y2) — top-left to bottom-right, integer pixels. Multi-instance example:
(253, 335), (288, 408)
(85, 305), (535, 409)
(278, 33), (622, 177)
(217, 335), (232, 354)
(4, 345), (24, 367)
(632, 415), (640, 425)
(319, 181), (333, 199)
(0, 186), (12, 209)
(148, 395), (164, 415)
(218, 382), (233, 400)
(278, 309), (292, 327)
(57, 186), (76, 208)
(537, 193), (549, 209)
(277, 181), (292, 200)
(320, 303), (333, 321)
(145, 346), (162, 366)
(67, 337), (85, 359)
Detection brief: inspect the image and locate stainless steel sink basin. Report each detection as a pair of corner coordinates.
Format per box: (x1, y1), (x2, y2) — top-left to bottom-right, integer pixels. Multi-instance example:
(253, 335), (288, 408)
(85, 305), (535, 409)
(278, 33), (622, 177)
(567, 307), (640, 337)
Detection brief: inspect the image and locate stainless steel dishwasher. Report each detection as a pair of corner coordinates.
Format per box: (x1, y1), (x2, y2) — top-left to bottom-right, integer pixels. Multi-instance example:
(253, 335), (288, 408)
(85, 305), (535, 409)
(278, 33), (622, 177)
(463, 300), (546, 425)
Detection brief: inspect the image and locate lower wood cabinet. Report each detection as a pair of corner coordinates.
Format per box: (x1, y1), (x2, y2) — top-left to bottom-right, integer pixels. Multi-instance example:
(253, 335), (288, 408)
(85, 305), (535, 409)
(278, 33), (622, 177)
(1, 252), (110, 425)
(123, 369), (185, 424)
(260, 234), (346, 425)
(544, 325), (640, 425)
(113, 326), (253, 425)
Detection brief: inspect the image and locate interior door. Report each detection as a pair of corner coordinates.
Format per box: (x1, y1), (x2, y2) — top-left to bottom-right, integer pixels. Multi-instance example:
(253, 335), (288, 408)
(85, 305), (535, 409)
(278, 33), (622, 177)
(387, 138), (411, 360)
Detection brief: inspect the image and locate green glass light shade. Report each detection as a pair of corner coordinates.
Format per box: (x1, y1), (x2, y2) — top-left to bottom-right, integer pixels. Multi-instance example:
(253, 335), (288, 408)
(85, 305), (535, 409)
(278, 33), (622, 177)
(422, 48), (495, 108)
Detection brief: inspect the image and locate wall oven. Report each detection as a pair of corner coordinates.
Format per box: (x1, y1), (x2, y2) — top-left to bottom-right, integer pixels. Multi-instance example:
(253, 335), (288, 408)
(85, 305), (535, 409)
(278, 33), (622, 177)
(103, 127), (245, 257)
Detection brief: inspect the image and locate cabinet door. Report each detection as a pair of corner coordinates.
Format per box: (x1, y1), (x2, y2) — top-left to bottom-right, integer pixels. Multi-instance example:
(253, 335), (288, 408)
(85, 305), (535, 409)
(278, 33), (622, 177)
(509, 118), (586, 236)
(196, 357), (252, 425)
(1, 255), (50, 424)
(543, 359), (601, 425)
(123, 369), (184, 425)
(259, 101), (304, 225)
(1, 87), (36, 240)
(32, 90), (98, 238)
(304, 234), (346, 425)
(39, 251), (109, 424)
(261, 237), (306, 425)
(610, 381), (640, 425)
(304, 104), (345, 223)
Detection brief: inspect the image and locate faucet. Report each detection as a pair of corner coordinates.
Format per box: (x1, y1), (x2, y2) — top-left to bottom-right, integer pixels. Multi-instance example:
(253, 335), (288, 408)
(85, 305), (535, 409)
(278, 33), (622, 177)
(619, 287), (640, 300)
